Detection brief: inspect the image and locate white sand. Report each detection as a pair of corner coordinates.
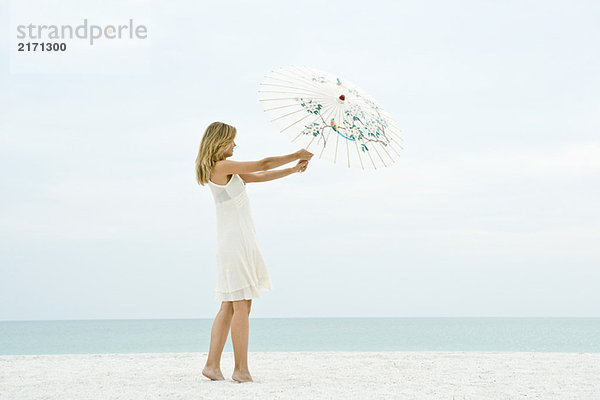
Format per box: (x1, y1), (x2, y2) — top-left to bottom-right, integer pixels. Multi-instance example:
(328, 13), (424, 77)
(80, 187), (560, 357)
(1, 351), (599, 399)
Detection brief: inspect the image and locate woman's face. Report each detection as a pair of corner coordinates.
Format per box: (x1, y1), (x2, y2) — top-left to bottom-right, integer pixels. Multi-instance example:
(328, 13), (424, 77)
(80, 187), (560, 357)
(223, 140), (236, 159)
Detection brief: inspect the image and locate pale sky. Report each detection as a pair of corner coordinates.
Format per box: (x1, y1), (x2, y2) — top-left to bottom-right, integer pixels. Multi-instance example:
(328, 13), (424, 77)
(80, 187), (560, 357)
(1, 0), (599, 320)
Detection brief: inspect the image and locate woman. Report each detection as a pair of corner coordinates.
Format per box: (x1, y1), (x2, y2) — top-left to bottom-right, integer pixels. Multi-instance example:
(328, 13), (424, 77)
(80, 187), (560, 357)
(195, 121), (313, 383)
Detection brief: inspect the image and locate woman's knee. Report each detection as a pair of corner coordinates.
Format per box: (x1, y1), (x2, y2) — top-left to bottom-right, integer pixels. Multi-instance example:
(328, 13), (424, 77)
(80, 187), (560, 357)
(232, 299), (251, 314)
(220, 301), (234, 314)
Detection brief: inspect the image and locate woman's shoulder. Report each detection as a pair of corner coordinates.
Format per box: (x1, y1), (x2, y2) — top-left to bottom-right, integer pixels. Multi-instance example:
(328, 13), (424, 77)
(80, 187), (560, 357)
(212, 160), (226, 175)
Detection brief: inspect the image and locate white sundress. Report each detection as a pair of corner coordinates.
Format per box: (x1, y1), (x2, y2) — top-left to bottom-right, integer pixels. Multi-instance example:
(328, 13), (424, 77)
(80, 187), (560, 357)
(207, 173), (273, 302)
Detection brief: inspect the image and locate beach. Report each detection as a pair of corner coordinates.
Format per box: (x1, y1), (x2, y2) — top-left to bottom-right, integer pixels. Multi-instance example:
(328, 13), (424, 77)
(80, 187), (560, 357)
(1, 351), (598, 399)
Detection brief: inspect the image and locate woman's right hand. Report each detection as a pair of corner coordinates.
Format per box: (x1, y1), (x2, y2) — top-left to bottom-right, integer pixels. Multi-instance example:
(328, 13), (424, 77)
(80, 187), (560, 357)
(297, 149), (314, 161)
(293, 160), (309, 173)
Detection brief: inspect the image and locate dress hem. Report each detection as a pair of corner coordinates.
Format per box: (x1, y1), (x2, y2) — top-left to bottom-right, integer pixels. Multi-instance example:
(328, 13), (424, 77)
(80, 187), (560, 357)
(215, 281), (273, 302)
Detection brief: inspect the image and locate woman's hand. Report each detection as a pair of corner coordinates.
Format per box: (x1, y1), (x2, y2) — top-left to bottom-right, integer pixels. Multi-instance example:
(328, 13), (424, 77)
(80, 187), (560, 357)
(293, 159), (309, 173)
(296, 149), (314, 161)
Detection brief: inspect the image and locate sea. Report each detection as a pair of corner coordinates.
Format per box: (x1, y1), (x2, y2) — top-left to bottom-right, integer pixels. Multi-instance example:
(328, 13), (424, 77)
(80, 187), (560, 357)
(1, 318), (598, 355)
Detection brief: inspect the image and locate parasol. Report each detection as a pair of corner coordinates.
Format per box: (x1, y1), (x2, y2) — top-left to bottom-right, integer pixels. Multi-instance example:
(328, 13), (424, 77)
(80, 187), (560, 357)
(258, 65), (403, 169)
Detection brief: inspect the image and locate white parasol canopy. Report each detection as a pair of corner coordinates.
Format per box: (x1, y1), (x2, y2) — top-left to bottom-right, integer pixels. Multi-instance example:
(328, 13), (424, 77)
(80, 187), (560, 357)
(258, 65), (404, 169)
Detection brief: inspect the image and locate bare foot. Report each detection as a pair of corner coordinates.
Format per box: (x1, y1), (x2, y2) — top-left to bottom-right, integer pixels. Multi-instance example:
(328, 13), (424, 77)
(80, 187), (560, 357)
(202, 365), (225, 381)
(232, 369), (253, 383)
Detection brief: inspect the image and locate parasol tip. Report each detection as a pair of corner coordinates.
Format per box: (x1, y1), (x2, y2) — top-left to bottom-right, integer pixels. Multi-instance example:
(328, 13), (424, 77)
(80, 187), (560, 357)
(339, 94), (345, 101)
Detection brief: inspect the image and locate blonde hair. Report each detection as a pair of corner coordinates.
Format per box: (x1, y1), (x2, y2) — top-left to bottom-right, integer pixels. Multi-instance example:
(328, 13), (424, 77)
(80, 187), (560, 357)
(195, 121), (237, 185)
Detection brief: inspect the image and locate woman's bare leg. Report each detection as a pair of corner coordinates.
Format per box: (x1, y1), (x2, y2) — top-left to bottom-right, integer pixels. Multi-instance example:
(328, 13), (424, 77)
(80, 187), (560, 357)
(202, 301), (234, 380)
(231, 299), (253, 383)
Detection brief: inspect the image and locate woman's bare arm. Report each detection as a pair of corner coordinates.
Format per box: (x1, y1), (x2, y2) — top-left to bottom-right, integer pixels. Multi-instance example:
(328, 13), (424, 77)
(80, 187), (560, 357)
(263, 151), (301, 170)
(217, 149), (311, 175)
(215, 159), (269, 175)
(259, 159), (309, 182)
(254, 168), (295, 182)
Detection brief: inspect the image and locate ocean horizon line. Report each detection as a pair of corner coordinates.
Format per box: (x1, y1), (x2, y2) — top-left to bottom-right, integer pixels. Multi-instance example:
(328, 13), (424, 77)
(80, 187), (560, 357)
(3, 316), (599, 322)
